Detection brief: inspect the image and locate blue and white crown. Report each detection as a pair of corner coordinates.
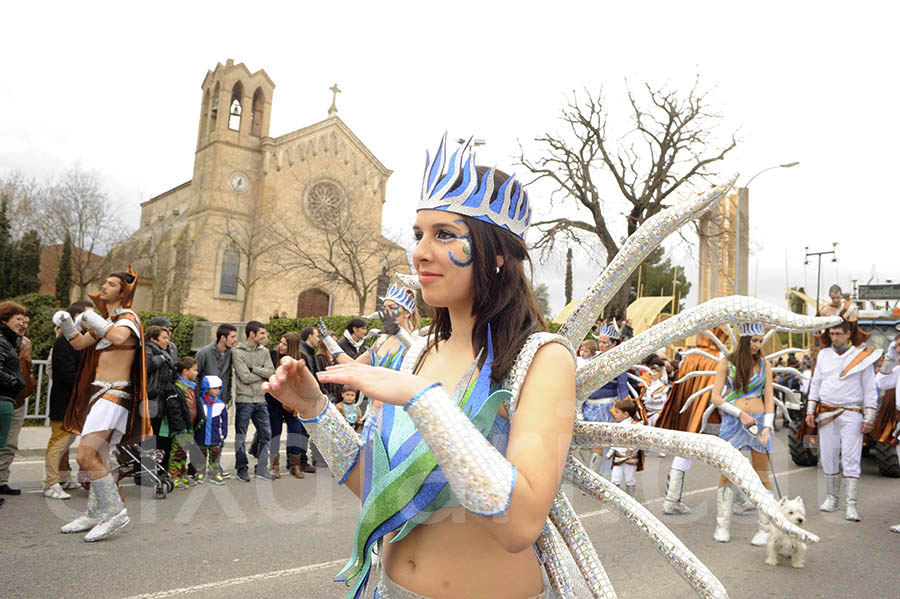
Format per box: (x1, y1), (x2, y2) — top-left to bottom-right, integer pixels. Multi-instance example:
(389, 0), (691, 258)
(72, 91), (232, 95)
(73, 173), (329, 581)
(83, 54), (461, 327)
(418, 133), (531, 239)
(381, 283), (417, 315)
(594, 324), (615, 339)
(739, 323), (766, 337)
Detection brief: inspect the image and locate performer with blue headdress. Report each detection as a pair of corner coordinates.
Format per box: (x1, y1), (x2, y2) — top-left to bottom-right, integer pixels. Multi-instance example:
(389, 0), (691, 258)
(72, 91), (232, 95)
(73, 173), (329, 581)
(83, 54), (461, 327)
(265, 135), (830, 599)
(580, 324), (629, 475)
(709, 322), (776, 546)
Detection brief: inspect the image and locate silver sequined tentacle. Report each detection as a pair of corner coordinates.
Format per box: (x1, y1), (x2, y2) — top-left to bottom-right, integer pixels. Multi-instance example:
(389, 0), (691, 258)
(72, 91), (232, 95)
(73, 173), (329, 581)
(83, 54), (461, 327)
(565, 457), (727, 599)
(548, 489), (617, 599)
(558, 176), (737, 346)
(536, 521), (577, 599)
(678, 384), (715, 414)
(571, 421), (820, 544)
(576, 297), (841, 399)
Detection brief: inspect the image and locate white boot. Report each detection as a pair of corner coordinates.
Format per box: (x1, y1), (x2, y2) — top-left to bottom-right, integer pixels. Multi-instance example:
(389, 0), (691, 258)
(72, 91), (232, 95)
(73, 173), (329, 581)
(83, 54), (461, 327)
(83, 474), (130, 542)
(890, 523), (900, 533)
(61, 479), (101, 533)
(843, 477), (860, 522)
(713, 485), (734, 543)
(662, 468), (692, 515)
(819, 474), (840, 512)
(732, 487), (756, 515)
(750, 490), (772, 546)
(625, 484), (636, 498)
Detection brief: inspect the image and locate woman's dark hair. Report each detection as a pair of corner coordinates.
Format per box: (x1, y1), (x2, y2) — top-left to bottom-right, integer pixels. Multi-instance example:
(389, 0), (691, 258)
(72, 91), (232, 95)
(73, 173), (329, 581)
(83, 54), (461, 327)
(426, 204), (546, 384)
(0, 301), (27, 324)
(280, 332), (301, 361)
(727, 336), (762, 392)
(147, 325), (164, 341)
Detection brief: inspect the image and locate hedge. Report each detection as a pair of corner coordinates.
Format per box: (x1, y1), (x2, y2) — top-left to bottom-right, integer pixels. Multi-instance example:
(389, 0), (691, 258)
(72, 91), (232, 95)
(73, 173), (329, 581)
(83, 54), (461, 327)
(6, 293), (206, 360)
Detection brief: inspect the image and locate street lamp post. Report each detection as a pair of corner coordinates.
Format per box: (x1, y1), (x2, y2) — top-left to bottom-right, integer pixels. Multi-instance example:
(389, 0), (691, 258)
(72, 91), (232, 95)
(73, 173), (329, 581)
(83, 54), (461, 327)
(735, 162), (800, 295)
(804, 243), (839, 315)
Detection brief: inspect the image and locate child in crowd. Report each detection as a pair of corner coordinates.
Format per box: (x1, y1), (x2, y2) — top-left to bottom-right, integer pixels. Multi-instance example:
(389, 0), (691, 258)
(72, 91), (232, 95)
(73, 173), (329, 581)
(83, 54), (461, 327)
(336, 385), (363, 433)
(166, 357), (203, 489)
(576, 339), (599, 368)
(194, 375), (227, 485)
(607, 398), (644, 497)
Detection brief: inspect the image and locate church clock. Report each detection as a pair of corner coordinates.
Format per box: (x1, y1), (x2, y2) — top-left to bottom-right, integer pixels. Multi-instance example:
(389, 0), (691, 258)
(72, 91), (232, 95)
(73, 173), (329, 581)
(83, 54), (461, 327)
(230, 172), (249, 193)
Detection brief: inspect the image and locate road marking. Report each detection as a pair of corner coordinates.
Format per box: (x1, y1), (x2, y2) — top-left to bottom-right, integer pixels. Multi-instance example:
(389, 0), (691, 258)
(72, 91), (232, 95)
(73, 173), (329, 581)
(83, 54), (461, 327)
(114, 465), (813, 597)
(120, 559), (347, 598)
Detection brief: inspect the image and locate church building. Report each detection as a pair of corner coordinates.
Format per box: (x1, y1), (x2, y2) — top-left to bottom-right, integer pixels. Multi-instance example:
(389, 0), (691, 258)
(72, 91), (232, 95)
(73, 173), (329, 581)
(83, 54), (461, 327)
(110, 59), (407, 321)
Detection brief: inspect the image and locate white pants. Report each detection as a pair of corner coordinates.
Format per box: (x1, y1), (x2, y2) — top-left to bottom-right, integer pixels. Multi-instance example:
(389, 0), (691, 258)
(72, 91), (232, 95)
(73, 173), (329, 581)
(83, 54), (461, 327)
(818, 410), (863, 478)
(671, 455), (693, 473)
(612, 463), (637, 486)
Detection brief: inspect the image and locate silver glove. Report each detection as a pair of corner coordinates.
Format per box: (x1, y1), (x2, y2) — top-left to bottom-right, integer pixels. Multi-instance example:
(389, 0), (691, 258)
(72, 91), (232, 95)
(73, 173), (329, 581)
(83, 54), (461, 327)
(52, 310), (79, 340)
(81, 309), (112, 339)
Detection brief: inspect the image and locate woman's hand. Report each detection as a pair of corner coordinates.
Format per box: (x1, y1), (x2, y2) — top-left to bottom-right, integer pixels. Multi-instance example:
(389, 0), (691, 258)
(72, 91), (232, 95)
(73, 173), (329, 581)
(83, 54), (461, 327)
(758, 427), (771, 445)
(739, 411), (755, 427)
(316, 362), (430, 406)
(262, 356), (325, 417)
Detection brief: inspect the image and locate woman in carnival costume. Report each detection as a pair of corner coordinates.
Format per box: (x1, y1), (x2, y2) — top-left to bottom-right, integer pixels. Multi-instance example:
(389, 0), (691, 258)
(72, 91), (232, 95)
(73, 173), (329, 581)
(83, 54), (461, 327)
(319, 281), (420, 443)
(267, 136), (832, 599)
(709, 323), (776, 546)
(580, 324), (628, 476)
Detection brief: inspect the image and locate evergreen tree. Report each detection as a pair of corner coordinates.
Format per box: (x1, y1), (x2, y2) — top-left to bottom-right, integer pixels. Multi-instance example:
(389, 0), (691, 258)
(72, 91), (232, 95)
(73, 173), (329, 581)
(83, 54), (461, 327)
(628, 246), (691, 312)
(0, 197), (12, 297)
(565, 247), (573, 305)
(55, 231), (74, 305)
(17, 229), (41, 295)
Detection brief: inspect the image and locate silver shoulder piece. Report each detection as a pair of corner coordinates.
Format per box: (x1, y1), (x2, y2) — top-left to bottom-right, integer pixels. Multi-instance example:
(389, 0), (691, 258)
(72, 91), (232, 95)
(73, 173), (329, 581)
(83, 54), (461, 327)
(502, 332), (574, 418)
(112, 309), (141, 342)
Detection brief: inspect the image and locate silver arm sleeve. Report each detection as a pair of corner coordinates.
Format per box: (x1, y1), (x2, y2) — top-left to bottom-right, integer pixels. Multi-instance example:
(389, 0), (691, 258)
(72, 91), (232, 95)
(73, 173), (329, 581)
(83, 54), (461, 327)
(392, 327), (414, 350)
(298, 397), (361, 484)
(405, 382), (516, 516)
(317, 318), (345, 358)
(81, 310), (112, 339)
(717, 401), (743, 419)
(763, 412), (775, 430)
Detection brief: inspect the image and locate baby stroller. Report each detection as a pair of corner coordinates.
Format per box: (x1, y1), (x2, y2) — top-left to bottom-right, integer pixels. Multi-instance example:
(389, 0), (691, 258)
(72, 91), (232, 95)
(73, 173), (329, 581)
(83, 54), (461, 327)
(115, 444), (174, 499)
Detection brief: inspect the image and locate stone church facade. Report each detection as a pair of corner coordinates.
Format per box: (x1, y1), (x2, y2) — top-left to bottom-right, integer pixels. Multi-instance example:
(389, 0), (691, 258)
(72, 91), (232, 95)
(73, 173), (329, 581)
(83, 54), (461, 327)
(110, 59), (407, 322)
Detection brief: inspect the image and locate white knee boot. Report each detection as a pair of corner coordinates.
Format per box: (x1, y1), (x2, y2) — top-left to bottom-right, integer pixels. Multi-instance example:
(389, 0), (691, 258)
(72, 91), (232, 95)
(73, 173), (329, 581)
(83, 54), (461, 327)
(83, 474), (130, 542)
(750, 490), (772, 546)
(662, 468), (691, 515)
(713, 485), (734, 543)
(61, 479), (102, 533)
(819, 474), (840, 512)
(843, 477), (860, 522)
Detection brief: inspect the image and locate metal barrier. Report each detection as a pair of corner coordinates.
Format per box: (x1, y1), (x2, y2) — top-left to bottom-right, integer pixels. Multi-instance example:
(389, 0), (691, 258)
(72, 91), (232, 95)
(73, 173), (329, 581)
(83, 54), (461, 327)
(24, 359), (52, 426)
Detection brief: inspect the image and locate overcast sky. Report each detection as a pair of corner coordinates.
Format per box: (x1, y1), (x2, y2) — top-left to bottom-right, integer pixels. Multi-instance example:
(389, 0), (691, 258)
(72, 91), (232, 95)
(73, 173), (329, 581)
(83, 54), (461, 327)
(2, 1), (896, 316)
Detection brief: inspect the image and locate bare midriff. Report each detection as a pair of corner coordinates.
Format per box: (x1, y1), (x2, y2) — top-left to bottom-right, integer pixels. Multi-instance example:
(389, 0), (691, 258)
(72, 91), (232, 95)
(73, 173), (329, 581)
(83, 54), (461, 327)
(382, 507), (543, 598)
(95, 339), (136, 383)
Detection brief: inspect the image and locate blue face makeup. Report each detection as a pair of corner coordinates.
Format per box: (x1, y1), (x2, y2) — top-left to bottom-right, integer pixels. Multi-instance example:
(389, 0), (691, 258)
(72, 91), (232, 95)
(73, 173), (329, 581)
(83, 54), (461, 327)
(446, 219), (473, 267)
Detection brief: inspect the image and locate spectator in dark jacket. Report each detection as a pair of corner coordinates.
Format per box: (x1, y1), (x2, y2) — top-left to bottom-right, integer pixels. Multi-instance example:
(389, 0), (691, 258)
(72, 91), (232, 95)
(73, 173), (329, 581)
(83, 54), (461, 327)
(146, 325), (177, 433)
(195, 324), (236, 407)
(338, 318), (367, 360)
(166, 357), (203, 487)
(43, 300), (92, 499)
(0, 302), (29, 500)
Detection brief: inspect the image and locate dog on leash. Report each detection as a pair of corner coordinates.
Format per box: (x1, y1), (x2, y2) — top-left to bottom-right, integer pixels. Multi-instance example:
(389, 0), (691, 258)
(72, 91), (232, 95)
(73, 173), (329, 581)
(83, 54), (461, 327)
(766, 496), (807, 568)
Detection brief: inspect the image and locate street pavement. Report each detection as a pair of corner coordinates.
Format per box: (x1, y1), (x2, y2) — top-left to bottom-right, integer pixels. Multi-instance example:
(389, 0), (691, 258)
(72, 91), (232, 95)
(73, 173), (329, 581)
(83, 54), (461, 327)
(2, 428), (899, 599)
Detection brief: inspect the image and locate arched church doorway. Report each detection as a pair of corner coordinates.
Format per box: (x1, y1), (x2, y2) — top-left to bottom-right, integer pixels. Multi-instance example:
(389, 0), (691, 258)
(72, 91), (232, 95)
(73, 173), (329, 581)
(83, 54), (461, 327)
(297, 288), (330, 317)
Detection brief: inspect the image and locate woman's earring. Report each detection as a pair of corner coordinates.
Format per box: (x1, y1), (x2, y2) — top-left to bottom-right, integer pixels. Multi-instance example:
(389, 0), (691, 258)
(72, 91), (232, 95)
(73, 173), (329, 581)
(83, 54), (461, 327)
(495, 266), (501, 274)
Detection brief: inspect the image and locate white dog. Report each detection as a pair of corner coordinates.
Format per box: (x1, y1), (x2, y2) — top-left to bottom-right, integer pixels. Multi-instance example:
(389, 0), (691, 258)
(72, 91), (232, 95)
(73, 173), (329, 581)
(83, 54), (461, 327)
(766, 496), (807, 568)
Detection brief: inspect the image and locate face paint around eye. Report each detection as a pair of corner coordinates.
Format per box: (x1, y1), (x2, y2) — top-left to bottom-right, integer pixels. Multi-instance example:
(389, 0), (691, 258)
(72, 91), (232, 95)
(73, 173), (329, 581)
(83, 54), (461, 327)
(442, 219), (473, 267)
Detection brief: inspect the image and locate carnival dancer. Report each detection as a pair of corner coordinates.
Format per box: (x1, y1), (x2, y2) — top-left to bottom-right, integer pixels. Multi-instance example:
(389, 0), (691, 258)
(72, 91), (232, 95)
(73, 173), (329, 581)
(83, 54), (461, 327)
(606, 398), (644, 496)
(580, 324), (629, 476)
(709, 323), (775, 545)
(267, 136), (826, 599)
(656, 327), (729, 515)
(318, 281), (419, 443)
(53, 267), (150, 541)
(268, 135), (574, 598)
(805, 320), (880, 521)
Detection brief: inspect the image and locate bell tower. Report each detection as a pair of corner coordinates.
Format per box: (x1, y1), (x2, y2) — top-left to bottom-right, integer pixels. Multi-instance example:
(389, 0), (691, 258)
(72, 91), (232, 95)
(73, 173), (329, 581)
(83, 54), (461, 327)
(192, 59), (275, 210)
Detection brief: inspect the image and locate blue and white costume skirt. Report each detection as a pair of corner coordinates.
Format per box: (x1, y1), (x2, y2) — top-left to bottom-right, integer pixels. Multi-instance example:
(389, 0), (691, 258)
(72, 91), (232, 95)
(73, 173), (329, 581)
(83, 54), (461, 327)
(718, 411), (772, 453)
(582, 397), (616, 423)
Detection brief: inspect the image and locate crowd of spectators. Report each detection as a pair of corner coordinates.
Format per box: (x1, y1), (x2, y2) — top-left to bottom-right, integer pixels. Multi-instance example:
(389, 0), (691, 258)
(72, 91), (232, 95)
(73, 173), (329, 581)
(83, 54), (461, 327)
(0, 304), (372, 507)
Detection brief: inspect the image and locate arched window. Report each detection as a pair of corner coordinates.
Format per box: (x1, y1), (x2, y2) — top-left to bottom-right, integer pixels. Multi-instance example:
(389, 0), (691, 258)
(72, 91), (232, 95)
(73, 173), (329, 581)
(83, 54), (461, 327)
(210, 82), (220, 125)
(219, 242), (240, 295)
(251, 88), (264, 136)
(228, 82), (243, 131)
(297, 288), (330, 317)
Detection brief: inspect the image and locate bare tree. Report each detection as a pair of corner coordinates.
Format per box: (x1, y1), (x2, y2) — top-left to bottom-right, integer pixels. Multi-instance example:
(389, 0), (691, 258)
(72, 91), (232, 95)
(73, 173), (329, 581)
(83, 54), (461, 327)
(519, 77), (736, 319)
(267, 205), (407, 315)
(40, 167), (130, 298)
(222, 199), (282, 321)
(0, 171), (46, 238)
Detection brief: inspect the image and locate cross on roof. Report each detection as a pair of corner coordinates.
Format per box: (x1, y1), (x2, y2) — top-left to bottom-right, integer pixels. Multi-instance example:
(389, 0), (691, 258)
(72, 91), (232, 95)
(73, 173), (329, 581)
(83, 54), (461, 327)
(328, 83), (342, 116)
